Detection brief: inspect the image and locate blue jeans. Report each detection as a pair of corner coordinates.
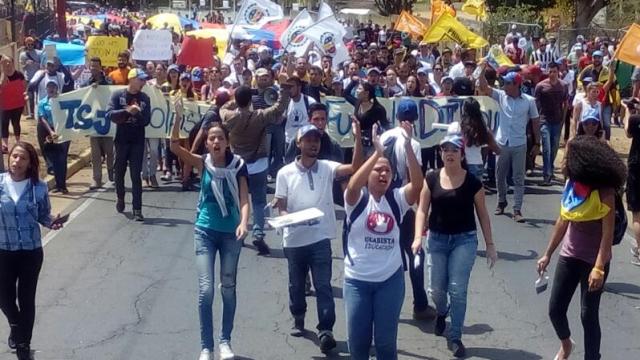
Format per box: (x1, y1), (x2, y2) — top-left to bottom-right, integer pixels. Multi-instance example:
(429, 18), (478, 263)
(602, 104), (612, 141)
(496, 144), (526, 211)
(467, 164), (484, 182)
(427, 230), (478, 341)
(283, 239), (335, 331)
(44, 140), (70, 190)
(267, 124), (285, 177)
(194, 226), (242, 351)
(344, 268), (404, 360)
(541, 122), (563, 178)
(247, 169), (267, 237)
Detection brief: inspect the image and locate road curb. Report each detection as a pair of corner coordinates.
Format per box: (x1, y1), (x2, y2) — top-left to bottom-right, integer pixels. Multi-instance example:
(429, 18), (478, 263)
(44, 148), (92, 190)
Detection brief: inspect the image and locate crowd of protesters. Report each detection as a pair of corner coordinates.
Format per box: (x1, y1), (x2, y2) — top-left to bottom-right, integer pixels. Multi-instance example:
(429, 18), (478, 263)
(1, 8), (640, 360)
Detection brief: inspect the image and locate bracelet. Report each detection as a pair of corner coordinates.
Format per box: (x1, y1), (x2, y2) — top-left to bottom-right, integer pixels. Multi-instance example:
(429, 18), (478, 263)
(592, 267), (605, 275)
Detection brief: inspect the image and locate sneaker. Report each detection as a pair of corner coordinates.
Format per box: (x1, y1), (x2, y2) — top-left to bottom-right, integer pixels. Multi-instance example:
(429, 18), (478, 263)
(8, 324), (16, 349)
(116, 198), (125, 213)
(449, 339), (466, 358)
(198, 349), (212, 360)
(413, 305), (437, 321)
(434, 315), (446, 336)
(133, 210), (144, 222)
(160, 172), (172, 181)
(59, 188), (69, 195)
(319, 331), (337, 353)
(89, 181), (102, 190)
(252, 237), (270, 255)
(494, 202), (507, 215)
(290, 317), (305, 337)
(149, 175), (159, 188)
(526, 169), (534, 177)
(16, 343), (31, 360)
(513, 210), (525, 223)
(219, 342), (235, 360)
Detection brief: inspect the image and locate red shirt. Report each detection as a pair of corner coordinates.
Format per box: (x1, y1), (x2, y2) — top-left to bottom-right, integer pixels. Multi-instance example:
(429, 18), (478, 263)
(0, 71), (26, 111)
(579, 56), (591, 72)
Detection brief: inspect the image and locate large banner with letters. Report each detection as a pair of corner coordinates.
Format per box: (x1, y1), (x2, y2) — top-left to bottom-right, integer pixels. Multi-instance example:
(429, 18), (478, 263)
(51, 86), (500, 148)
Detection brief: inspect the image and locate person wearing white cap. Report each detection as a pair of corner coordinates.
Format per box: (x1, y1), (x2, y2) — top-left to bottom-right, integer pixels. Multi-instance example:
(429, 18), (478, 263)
(273, 121), (363, 353)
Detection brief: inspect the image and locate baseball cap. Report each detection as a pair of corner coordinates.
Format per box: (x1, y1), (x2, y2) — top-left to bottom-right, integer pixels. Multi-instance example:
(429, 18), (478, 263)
(502, 71), (523, 86)
(592, 50), (604, 58)
(255, 68), (269, 77)
(581, 108), (600, 123)
(440, 133), (464, 148)
(442, 76), (454, 83)
(297, 124), (322, 141)
(417, 67), (429, 75)
(128, 68), (149, 81)
(45, 58), (56, 65)
(396, 98), (418, 122)
(214, 90), (231, 106)
(191, 67), (203, 82)
(442, 47), (452, 54)
(45, 79), (59, 88)
(168, 64), (180, 73)
(367, 67), (381, 76)
(258, 45), (270, 54)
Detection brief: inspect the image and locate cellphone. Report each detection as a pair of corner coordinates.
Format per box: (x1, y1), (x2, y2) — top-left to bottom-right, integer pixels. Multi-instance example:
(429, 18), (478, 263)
(52, 213), (70, 226)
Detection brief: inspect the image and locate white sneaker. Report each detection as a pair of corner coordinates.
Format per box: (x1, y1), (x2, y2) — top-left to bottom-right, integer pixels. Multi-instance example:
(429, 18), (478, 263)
(219, 342), (235, 360)
(198, 349), (211, 360)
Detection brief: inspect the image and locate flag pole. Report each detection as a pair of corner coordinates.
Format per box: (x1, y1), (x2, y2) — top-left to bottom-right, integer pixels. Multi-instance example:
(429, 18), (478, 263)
(225, 2), (245, 57)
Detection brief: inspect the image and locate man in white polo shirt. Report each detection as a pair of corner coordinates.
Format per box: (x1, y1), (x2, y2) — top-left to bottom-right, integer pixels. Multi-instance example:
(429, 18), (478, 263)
(274, 121), (363, 353)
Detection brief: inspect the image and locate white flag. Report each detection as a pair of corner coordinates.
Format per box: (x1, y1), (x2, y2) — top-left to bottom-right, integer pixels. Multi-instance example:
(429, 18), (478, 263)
(236, 0), (284, 28)
(318, 2), (334, 20)
(307, 18), (350, 65)
(280, 10), (314, 56)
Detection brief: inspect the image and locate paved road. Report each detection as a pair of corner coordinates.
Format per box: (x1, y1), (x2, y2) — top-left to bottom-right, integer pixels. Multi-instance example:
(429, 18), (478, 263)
(1, 177), (639, 360)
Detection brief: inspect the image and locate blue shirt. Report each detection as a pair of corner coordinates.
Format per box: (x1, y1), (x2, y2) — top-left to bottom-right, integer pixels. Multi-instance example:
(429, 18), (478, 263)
(0, 173), (53, 251)
(491, 88), (539, 147)
(37, 96), (54, 127)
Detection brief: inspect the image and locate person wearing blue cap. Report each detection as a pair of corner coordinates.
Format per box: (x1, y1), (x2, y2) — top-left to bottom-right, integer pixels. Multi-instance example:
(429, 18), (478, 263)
(577, 108), (604, 140)
(273, 119), (363, 353)
(478, 62), (541, 223)
(379, 98), (436, 320)
(578, 50), (613, 140)
(105, 68), (151, 221)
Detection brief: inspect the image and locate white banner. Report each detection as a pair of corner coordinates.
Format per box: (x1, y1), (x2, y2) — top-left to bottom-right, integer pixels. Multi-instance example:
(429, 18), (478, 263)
(236, 0), (284, 28)
(132, 30), (174, 61)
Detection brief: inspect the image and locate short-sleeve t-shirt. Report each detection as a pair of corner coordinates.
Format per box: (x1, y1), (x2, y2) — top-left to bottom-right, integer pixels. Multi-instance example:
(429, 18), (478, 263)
(426, 169), (482, 234)
(535, 79), (568, 124)
(37, 97), (54, 127)
(344, 186), (411, 282)
(195, 152), (248, 233)
(284, 95), (316, 143)
(275, 159), (341, 248)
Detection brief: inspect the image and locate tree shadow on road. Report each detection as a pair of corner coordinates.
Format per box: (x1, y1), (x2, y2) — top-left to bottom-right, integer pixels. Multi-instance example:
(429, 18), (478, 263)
(396, 350), (439, 360)
(477, 249), (538, 262)
(465, 347), (543, 359)
(526, 218), (557, 228)
(139, 216), (194, 226)
(605, 281), (640, 300)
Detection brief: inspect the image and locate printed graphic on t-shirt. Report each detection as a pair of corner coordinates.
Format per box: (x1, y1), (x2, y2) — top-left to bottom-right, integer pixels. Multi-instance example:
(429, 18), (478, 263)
(364, 211), (395, 251)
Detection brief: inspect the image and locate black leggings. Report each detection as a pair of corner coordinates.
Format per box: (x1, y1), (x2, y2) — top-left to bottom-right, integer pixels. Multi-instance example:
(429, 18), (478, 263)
(0, 248), (43, 347)
(0, 107), (23, 139)
(549, 256), (609, 360)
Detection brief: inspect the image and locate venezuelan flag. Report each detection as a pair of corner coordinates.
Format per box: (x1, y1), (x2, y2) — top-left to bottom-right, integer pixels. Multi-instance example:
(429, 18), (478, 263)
(560, 181), (610, 222)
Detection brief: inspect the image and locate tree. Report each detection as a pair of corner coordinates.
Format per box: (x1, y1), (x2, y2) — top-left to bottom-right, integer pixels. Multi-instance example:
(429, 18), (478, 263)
(573, 0), (610, 29)
(374, 0), (416, 17)
(486, 0), (555, 12)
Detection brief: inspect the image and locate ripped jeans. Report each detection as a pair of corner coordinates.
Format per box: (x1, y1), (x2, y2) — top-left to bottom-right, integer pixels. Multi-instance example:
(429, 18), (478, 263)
(194, 226), (242, 351)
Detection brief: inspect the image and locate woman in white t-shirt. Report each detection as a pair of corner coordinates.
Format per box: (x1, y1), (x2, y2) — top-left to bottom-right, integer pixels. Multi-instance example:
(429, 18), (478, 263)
(343, 123), (423, 360)
(571, 82), (602, 140)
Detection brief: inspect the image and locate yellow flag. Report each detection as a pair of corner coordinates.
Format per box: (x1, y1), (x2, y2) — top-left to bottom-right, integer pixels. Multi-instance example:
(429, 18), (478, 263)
(431, 0), (456, 25)
(462, 0), (487, 21)
(394, 11), (428, 38)
(614, 23), (640, 67)
(423, 12), (489, 49)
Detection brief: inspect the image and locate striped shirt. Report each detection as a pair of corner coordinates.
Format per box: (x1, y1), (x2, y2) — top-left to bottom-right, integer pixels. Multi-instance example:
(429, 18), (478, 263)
(0, 173), (53, 251)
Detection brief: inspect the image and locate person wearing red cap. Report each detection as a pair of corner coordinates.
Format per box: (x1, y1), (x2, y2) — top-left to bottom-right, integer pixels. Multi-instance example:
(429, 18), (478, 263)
(478, 63), (541, 223)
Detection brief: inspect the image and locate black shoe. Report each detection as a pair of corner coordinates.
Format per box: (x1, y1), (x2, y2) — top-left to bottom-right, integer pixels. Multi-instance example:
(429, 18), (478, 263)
(413, 305), (437, 321)
(8, 324), (16, 349)
(252, 237), (270, 255)
(494, 202), (507, 215)
(133, 210), (144, 222)
(116, 198), (125, 213)
(434, 315), (446, 336)
(449, 339), (466, 358)
(540, 177), (552, 186)
(319, 331), (337, 353)
(16, 343), (31, 360)
(290, 317), (305, 337)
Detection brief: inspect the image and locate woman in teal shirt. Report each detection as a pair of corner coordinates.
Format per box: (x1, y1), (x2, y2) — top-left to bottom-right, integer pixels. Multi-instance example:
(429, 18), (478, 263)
(170, 98), (249, 360)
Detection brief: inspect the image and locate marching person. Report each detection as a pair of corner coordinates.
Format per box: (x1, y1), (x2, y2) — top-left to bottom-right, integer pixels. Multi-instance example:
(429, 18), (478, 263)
(105, 69), (151, 221)
(622, 101), (640, 265)
(170, 98), (250, 360)
(273, 119), (363, 353)
(343, 122), (423, 360)
(0, 142), (65, 360)
(219, 82), (291, 255)
(0, 56), (26, 156)
(412, 129), (498, 358)
(537, 135), (626, 360)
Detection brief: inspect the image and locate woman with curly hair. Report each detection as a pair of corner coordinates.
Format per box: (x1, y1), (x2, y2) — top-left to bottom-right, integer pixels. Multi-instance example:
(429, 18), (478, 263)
(537, 135), (626, 360)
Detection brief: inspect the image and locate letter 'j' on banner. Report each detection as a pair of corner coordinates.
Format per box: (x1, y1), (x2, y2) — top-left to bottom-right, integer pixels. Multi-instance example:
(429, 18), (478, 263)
(85, 36), (128, 67)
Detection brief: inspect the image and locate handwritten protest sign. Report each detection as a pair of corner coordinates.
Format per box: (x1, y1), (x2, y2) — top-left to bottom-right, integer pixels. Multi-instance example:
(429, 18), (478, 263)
(50, 86), (500, 149)
(85, 36), (128, 67)
(132, 30), (173, 61)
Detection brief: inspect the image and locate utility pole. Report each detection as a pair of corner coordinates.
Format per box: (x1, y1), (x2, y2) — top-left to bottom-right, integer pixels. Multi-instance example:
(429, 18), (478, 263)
(9, 0), (15, 42)
(56, 0), (67, 40)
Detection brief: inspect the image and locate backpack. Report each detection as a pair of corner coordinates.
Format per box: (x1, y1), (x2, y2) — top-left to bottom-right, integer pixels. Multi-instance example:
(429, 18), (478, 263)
(342, 188), (407, 270)
(613, 191), (627, 246)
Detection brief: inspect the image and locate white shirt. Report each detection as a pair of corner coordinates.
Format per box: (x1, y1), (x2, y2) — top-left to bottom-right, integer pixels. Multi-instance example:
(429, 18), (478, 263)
(31, 70), (65, 101)
(344, 186), (410, 282)
(449, 61), (465, 79)
(5, 176), (28, 203)
(563, 70), (575, 96)
(275, 160), (341, 248)
(379, 127), (422, 182)
(284, 95), (316, 143)
(378, 29), (387, 43)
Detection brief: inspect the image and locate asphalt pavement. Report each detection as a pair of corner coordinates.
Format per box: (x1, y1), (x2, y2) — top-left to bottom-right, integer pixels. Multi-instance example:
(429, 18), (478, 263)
(1, 175), (639, 360)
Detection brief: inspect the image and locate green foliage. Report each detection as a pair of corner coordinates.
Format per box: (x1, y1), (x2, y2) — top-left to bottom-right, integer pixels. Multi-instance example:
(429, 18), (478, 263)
(483, 4), (544, 44)
(486, 0), (556, 12)
(374, 0), (417, 16)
